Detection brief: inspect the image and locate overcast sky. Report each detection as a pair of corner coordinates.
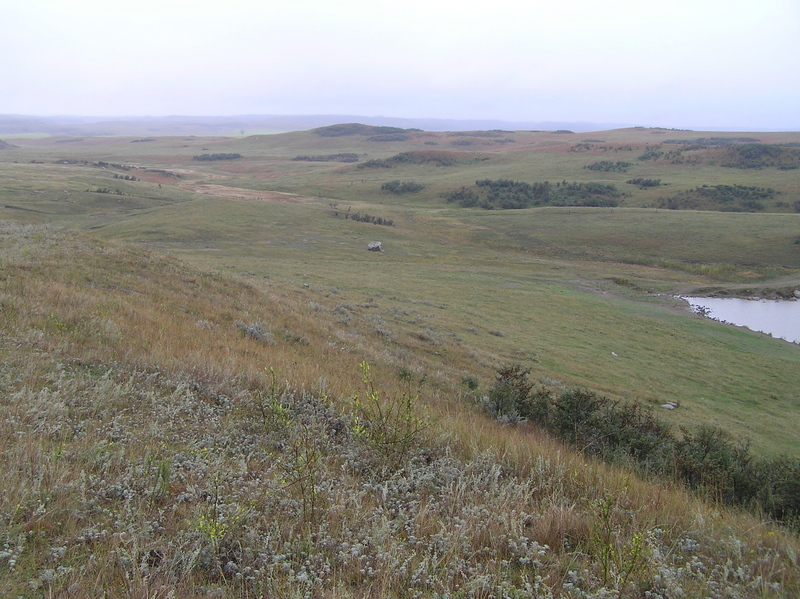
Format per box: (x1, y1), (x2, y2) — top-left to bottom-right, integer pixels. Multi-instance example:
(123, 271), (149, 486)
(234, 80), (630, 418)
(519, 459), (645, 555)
(2, 0), (799, 130)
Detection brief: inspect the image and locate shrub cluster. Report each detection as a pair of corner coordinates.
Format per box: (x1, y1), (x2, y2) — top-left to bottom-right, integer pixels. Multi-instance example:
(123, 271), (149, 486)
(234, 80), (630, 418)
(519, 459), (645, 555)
(485, 365), (800, 528)
(357, 150), (474, 169)
(638, 147), (665, 161)
(656, 184), (777, 212)
(367, 133), (412, 142)
(357, 158), (394, 169)
(192, 153), (243, 161)
(443, 178), (621, 209)
(585, 161), (632, 172)
(626, 177), (661, 188)
(663, 137), (761, 146)
(349, 212), (394, 226)
(90, 188), (125, 195)
(144, 168), (179, 177)
(312, 123), (408, 137)
(292, 153), (359, 163)
(381, 180), (424, 194)
(720, 143), (800, 170)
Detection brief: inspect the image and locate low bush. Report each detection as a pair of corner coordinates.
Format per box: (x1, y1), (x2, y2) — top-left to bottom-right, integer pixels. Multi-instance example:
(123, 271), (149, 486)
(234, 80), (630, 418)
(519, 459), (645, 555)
(485, 364), (800, 528)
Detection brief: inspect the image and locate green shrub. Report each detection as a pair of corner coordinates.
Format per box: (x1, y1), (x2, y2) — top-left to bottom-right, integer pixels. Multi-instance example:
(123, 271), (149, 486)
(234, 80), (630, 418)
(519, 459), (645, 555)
(381, 180), (425, 194)
(484, 363), (800, 528)
(485, 364), (534, 420)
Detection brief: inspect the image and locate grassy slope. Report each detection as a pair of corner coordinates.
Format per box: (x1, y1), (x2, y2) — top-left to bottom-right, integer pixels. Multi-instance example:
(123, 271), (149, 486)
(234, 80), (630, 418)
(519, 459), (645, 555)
(86, 197), (800, 456)
(2, 129), (800, 458)
(2, 223), (799, 597)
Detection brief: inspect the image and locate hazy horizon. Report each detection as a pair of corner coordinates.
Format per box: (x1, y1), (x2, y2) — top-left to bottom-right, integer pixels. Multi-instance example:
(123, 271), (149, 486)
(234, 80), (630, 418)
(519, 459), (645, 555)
(2, 0), (799, 131)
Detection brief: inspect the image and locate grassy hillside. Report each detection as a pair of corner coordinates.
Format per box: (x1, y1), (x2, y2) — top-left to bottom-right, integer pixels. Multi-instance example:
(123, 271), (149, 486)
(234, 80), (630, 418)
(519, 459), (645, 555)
(2, 223), (799, 598)
(2, 129), (800, 458)
(1, 126), (800, 595)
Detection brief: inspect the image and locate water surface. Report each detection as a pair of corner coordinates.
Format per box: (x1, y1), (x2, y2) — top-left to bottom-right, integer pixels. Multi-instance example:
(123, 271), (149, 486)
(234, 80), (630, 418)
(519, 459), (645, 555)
(683, 296), (800, 344)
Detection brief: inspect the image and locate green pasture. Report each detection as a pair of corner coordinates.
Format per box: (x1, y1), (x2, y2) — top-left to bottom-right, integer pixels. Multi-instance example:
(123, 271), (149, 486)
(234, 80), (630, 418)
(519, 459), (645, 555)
(1, 127), (800, 455)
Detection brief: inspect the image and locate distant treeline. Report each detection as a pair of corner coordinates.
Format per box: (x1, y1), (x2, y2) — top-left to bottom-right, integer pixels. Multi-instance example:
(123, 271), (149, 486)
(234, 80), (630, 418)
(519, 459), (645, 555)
(292, 153), (359, 163)
(485, 364), (800, 529)
(192, 153), (243, 161)
(443, 178), (621, 209)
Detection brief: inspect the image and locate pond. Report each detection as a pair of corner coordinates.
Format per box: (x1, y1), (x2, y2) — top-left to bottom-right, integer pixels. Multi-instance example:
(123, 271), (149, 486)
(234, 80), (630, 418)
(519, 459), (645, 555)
(683, 296), (800, 344)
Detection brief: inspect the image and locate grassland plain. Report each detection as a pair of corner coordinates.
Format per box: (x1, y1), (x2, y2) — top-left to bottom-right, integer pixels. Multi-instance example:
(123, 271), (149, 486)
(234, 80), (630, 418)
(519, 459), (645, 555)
(2, 128), (800, 457)
(1, 126), (800, 595)
(2, 222), (799, 598)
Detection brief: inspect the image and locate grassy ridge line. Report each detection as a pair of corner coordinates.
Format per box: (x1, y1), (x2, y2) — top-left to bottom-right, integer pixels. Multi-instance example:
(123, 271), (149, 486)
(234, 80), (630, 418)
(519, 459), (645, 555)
(1, 223), (799, 597)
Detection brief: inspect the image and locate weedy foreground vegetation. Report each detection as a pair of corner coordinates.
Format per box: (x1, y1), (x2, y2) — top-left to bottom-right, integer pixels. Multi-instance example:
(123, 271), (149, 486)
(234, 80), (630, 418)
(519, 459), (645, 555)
(1, 124), (800, 597)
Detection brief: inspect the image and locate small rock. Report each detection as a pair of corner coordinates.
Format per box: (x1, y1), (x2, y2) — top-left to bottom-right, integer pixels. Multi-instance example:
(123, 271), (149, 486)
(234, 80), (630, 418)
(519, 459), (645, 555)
(367, 241), (384, 252)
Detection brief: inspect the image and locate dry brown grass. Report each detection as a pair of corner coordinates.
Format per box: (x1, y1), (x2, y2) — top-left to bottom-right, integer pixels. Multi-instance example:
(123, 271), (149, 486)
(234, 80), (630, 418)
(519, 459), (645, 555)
(2, 222), (799, 598)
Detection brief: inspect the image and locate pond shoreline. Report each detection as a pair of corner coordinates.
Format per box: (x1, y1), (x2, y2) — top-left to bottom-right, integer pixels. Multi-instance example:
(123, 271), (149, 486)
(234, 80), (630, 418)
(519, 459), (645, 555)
(681, 295), (800, 344)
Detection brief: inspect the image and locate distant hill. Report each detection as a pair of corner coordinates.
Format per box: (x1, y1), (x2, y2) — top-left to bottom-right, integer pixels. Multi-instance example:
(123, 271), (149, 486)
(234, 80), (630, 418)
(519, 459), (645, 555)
(0, 114), (634, 136)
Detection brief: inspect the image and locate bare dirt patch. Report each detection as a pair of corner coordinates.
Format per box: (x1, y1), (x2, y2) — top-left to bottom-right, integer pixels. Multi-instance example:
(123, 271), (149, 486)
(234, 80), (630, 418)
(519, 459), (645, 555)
(179, 181), (305, 204)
